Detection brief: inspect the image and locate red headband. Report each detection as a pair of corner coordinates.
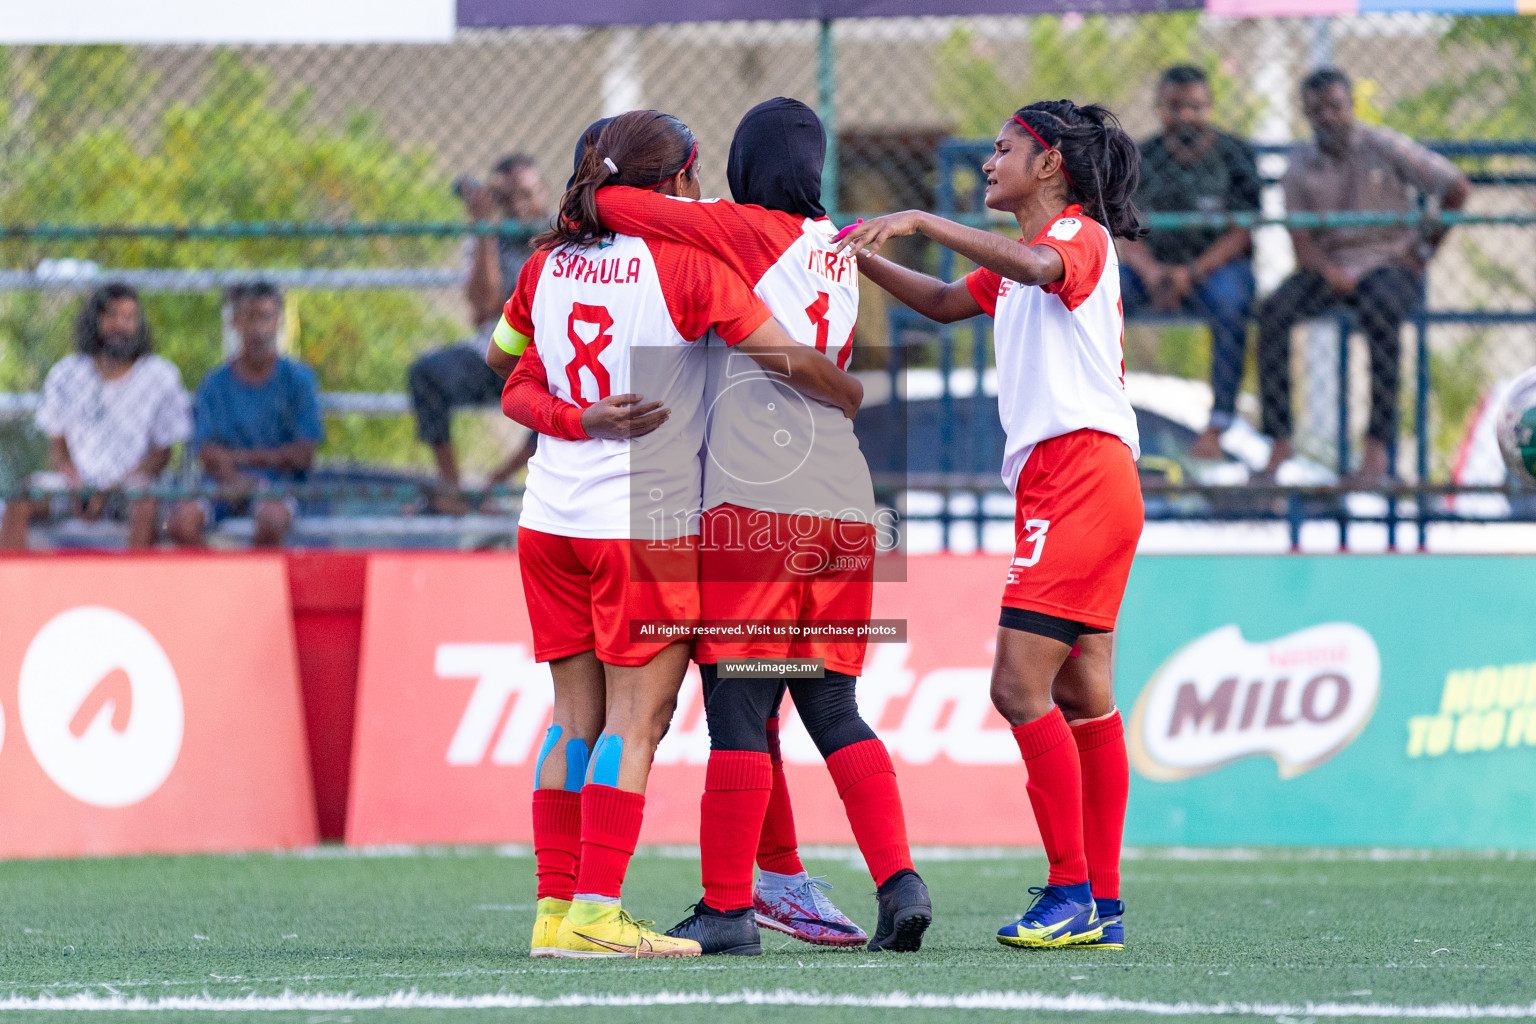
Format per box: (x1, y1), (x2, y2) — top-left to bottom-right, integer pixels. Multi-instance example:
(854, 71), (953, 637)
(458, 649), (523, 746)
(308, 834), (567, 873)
(645, 142), (697, 188)
(1012, 115), (1074, 188)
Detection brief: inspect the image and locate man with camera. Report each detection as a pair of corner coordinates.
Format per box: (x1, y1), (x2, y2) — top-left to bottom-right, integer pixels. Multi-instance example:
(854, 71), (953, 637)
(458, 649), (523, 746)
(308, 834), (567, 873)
(408, 153), (549, 513)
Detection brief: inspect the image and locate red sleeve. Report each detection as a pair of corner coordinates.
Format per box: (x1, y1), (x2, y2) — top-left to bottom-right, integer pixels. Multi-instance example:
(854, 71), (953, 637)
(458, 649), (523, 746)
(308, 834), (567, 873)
(964, 266), (1002, 318)
(500, 337), (588, 441)
(648, 239), (773, 346)
(502, 249), (549, 336)
(1035, 216), (1108, 312)
(594, 187), (798, 286)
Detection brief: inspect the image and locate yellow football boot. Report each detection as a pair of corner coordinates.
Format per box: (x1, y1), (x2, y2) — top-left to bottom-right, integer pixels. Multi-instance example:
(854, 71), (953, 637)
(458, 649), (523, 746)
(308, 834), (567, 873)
(530, 897), (570, 958)
(552, 899), (703, 958)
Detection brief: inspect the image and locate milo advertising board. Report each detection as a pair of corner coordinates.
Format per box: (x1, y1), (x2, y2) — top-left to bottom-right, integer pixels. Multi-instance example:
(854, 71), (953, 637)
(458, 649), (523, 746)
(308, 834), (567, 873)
(1115, 556), (1536, 846)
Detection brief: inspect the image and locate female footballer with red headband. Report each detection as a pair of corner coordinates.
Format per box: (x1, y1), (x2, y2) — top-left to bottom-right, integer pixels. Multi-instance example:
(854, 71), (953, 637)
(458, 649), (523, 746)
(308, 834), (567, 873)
(836, 99), (1145, 950)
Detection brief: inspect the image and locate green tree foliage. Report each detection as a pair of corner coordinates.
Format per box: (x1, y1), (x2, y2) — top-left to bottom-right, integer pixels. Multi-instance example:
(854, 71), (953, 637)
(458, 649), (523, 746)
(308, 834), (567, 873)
(0, 47), (463, 466)
(1385, 17), (1536, 474)
(1386, 16), (1536, 141)
(933, 15), (1257, 142)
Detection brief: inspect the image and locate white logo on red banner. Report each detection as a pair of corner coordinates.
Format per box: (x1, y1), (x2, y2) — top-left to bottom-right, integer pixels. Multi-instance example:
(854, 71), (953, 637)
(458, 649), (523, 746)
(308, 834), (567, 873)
(429, 641), (1021, 769)
(439, 644), (552, 766)
(17, 606), (185, 807)
(1128, 623), (1380, 781)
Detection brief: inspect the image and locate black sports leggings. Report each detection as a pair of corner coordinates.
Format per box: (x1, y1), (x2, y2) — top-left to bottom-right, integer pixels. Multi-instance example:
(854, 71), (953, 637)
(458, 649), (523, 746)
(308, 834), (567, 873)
(698, 665), (876, 758)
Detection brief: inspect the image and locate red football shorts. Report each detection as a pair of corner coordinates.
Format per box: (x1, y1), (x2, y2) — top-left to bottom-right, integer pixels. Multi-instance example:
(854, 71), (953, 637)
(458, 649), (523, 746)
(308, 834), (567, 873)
(1001, 429), (1144, 631)
(517, 526), (699, 667)
(696, 505), (875, 677)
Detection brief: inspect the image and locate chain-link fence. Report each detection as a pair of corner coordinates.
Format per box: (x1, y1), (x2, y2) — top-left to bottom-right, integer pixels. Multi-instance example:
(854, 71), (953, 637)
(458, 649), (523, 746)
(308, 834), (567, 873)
(1, 14), (1533, 547)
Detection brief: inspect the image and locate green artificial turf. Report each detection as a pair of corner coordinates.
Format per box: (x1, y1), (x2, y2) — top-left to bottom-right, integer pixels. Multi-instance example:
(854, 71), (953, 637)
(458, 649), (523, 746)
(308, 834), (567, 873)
(0, 846), (1531, 1023)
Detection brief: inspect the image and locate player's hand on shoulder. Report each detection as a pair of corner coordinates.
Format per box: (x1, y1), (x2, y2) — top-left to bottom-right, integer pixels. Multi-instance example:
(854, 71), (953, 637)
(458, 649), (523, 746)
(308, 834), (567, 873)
(580, 393), (670, 440)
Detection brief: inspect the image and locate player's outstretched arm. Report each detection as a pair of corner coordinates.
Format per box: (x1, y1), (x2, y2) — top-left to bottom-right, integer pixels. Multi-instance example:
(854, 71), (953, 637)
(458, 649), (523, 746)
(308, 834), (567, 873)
(837, 210), (1065, 289)
(855, 252), (984, 325)
(735, 319), (863, 421)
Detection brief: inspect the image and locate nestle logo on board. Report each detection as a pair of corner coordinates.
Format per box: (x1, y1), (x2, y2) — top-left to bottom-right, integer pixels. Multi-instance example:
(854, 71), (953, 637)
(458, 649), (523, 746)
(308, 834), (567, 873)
(1127, 624), (1380, 781)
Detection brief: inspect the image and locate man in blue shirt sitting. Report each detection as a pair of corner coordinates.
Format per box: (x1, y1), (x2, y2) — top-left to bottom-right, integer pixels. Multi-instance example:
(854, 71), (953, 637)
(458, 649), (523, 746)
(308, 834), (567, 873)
(169, 281), (323, 547)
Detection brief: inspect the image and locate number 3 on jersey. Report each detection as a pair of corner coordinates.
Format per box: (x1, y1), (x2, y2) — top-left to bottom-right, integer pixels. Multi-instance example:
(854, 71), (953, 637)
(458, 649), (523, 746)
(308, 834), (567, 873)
(565, 302), (614, 408)
(1006, 519), (1050, 583)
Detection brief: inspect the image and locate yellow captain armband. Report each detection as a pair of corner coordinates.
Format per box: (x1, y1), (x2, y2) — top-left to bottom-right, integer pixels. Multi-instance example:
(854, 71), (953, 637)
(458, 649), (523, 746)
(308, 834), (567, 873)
(493, 315), (531, 356)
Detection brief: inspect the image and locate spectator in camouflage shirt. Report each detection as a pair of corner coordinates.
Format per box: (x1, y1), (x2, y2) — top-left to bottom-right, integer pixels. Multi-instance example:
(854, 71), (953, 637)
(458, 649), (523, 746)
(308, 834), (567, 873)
(1258, 67), (1470, 484)
(1120, 65), (1263, 460)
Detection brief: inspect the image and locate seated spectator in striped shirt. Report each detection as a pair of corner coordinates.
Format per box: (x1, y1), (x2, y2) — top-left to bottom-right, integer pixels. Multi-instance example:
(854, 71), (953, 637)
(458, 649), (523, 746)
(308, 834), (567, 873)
(0, 283), (192, 550)
(168, 282), (323, 547)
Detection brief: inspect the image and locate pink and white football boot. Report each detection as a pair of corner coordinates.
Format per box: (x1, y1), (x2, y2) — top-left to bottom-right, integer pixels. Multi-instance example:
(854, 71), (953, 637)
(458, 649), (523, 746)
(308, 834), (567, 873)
(753, 871), (868, 948)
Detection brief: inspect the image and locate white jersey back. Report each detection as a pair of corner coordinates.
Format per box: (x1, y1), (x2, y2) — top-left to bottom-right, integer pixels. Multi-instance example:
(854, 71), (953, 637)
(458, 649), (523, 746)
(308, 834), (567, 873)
(703, 218), (875, 521)
(966, 207), (1141, 492)
(518, 234), (707, 540)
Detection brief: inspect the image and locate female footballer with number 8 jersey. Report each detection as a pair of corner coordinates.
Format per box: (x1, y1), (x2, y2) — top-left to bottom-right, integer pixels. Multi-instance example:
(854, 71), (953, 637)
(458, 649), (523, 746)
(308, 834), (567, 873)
(487, 110), (862, 959)
(593, 98), (929, 955)
(836, 99), (1146, 950)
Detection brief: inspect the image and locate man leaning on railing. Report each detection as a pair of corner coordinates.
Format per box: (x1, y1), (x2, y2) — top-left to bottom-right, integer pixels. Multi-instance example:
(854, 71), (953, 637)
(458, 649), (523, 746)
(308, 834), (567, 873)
(1257, 66), (1471, 487)
(0, 283), (192, 550)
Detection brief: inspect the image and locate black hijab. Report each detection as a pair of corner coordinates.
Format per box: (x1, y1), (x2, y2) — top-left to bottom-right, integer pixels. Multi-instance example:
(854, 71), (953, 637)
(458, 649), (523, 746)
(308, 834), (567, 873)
(726, 97), (827, 219)
(567, 116), (616, 189)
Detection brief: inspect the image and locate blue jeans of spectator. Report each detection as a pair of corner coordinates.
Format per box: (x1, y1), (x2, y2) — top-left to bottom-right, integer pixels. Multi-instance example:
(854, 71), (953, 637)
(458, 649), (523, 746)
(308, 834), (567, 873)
(407, 341), (505, 446)
(1120, 260), (1255, 431)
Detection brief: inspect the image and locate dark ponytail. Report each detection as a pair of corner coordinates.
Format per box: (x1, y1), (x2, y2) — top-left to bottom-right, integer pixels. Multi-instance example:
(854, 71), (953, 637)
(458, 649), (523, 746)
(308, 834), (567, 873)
(1011, 100), (1147, 240)
(533, 109), (698, 250)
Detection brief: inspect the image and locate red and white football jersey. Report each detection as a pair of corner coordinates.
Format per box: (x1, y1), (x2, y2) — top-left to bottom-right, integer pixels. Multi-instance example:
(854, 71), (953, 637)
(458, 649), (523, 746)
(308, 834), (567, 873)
(964, 204), (1140, 493)
(596, 188), (873, 522)
(503, 233), (770, 539)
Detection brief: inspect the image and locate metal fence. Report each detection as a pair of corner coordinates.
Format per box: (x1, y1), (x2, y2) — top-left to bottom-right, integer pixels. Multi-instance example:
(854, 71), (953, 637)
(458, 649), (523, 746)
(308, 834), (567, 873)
(1, 14), (1534, 547)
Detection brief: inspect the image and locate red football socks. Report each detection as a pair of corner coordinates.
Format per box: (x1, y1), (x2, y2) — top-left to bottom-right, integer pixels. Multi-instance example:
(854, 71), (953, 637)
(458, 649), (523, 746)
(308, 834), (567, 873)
(1072, 710), (1129, 900)
(700, 750), (773, 911)
(756, 716), (805, 875)
(531, 788), (582, 901)
(1011, 707), (1089, 887)
(573, 784), (644, 900)
(826, 738), (914, 887)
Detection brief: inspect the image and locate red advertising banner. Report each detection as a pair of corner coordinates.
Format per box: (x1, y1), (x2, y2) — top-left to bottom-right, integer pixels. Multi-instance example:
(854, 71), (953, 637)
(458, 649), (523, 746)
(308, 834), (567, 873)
(347, 553), (1039, 847)
(0, 556), (317, 858)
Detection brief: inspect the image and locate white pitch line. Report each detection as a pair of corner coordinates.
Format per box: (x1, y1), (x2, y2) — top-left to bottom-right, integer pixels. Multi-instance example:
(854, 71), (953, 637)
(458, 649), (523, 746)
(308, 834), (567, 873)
(0, 989), (1534, 1017)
